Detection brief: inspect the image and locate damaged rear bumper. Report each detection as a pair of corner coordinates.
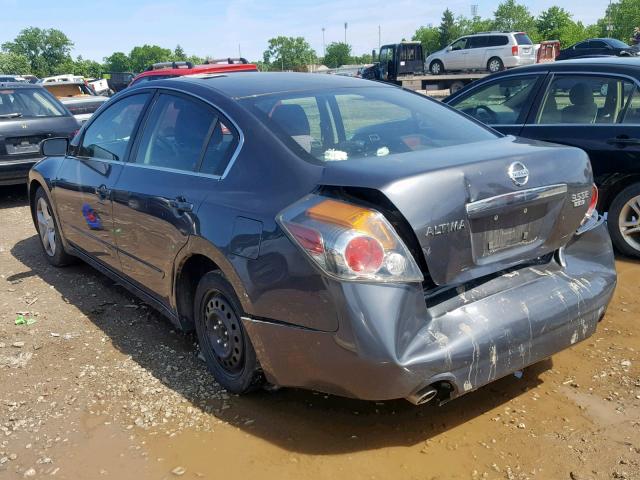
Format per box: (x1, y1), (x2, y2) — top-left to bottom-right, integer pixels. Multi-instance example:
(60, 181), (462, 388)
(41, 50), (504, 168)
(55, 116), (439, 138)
(242, 222), (616, 402)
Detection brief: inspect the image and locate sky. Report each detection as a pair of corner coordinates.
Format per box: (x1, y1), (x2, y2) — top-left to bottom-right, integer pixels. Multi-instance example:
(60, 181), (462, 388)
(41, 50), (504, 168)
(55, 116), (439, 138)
(1, 0), (607, 62)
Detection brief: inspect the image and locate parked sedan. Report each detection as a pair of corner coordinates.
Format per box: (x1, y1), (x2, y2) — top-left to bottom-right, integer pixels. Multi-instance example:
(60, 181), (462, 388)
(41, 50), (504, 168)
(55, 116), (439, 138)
(445, 56), (640, 258)
(556, 38), (638, 61)
(0, 83), (78, 185)
(29, 73), (615, 405)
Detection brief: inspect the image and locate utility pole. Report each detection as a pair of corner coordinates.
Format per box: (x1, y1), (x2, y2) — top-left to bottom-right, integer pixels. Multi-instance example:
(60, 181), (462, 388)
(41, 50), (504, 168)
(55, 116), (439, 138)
(238, 44), (242, 58)
(344, 22), (348, 45)
(322, 27), (326, 57)
(378, 25), (381, 52)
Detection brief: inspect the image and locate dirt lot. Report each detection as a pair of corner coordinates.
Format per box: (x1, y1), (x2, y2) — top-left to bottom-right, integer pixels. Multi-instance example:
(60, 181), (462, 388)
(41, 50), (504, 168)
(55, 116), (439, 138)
(0, 184), (638, 480)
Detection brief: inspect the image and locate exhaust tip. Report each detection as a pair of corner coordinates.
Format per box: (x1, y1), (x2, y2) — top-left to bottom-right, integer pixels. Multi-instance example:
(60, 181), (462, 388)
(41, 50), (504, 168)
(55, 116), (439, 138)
(406, 386), (438, 406)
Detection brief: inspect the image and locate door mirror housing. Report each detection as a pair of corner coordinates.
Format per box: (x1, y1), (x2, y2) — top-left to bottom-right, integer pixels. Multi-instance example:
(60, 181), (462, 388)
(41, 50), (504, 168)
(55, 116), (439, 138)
(446, 45), (453, 52)
(40, 137), (69, 157)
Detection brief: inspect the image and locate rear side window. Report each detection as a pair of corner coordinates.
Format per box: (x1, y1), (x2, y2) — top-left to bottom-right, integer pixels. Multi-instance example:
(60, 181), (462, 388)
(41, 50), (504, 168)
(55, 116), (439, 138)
(79, 93), (149, 160)
(575, 42), (589, 50)
(199, 121), (240, 176)
(514, 33), (532, 45)
(0, 88), (65, 118)
(132, 93), (216, 172)
(622, 88), (640, 124)
(487, 36), (509, 47)
(400, 45), (420, 61)
(588, 41), (607, 48)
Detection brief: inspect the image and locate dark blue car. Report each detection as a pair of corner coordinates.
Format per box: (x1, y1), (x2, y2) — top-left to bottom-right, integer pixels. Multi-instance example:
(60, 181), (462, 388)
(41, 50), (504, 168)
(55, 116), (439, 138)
(30, 72), (616, 405)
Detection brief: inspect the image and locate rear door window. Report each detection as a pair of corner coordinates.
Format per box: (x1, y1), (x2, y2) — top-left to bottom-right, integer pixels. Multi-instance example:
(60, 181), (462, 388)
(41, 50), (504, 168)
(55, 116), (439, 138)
(487, 36), (509, 47)
(78, 93), (149, 161)
(132, 93), (216, 172)
(514, 33), (533, 45)
(588, 41), (608, 49)
(536, 75), (636, 125)
(574, 42), (589, 50)
(622, 88), (640, 124)
(469, 37), (489, 49)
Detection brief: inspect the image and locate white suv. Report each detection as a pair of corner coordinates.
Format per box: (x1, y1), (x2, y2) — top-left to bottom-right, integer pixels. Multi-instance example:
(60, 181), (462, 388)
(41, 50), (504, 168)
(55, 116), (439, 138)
(426, 32), (536, 75)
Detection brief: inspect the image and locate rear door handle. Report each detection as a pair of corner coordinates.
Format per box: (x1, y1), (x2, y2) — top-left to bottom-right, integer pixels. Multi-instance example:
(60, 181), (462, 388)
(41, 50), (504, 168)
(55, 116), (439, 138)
(170, 197), (193, 213)
(96, 184), (110, 199)
(607, 136), (640, 146)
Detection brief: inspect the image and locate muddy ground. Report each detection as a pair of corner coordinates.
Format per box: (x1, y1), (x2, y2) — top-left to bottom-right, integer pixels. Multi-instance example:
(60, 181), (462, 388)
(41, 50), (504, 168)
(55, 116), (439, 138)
(0, 184), (638, 480)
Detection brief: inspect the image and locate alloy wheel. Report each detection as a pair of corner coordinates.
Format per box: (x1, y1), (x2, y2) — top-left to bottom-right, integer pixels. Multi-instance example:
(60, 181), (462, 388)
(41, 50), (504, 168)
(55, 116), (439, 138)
(489, 59), (501, 72)
(36, 197), (56, 257)
(618, 194), (640, 252)
(203, 293), (244, 375)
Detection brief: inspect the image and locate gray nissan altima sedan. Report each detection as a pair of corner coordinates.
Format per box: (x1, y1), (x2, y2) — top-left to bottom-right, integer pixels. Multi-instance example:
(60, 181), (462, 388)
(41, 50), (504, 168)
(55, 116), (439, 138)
(29, 72), (616, 405)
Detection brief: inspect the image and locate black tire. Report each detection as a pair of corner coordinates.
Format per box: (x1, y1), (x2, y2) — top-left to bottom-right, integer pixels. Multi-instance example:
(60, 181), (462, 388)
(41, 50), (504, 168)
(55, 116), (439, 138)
(607, 183), (640, 258)
(487, 57), (504, 73)
(33, 187), (75, 267)
(194, 271), (263, 393)
(430, 60), (444, 75)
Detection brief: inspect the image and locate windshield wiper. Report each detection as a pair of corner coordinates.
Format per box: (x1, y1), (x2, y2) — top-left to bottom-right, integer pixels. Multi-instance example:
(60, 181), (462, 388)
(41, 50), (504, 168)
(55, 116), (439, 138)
(0, 113), (23, 119)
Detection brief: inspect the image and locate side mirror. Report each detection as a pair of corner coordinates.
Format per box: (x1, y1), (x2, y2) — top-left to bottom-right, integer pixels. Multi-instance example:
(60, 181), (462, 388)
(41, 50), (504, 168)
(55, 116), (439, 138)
(446, 46), (453, 52)
(40, 137), (69, 157)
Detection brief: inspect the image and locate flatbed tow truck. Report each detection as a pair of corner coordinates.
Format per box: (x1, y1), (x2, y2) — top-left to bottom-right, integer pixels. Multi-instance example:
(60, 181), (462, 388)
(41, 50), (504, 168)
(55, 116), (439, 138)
(361, 42), (488, 94)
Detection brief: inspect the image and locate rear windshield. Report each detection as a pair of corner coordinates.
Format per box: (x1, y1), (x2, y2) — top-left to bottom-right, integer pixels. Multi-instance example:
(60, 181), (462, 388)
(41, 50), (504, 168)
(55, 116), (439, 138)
(608, 39), (630, 49)
(0, 88), (66, 119)
(514, 33), (533, 45)
(241, 86), (497, 163)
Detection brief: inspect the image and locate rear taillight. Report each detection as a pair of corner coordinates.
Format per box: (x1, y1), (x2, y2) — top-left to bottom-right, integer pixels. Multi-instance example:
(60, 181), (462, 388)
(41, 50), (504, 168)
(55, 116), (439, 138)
(278, 194), (423, 283)
(512, 45), (519, 56)
(586, 184), (598, 218)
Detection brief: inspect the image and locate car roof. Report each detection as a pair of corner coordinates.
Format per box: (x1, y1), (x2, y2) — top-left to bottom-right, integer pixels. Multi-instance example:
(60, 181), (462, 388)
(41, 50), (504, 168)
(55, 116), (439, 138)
(0, 82), (43, 89)
(493, 56), (640, 74)
(164, 72), (392, 99)
(132, 63), (258, 82)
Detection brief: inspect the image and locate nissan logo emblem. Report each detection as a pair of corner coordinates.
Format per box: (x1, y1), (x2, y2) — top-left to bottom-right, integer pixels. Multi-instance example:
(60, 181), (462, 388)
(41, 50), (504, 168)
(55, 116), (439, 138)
(508, 162), (529, 186)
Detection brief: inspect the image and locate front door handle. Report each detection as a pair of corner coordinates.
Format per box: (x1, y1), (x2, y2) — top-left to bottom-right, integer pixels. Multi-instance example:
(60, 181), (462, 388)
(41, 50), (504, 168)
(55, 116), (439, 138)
(607, 136), (640, 146)
(170, 197), (193, 213)
(96, 184), (110, 200)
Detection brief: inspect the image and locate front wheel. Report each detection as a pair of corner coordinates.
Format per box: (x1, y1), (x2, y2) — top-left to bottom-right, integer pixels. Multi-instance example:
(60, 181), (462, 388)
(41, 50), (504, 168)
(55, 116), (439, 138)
(607, 183), (640, 258)
(429, 60), (444, 75)
(34, 188), (75, 267)
(487, 57), (504, 73)
(194, 271), (263, 394)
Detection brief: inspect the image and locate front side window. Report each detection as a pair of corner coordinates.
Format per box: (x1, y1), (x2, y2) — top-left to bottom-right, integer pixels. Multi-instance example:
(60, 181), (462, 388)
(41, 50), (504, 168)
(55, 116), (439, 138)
(589, 41), (608, 49)
(450, 76), (540, 125)
(132, 93), (216, 172)
(243, 86), (497, 163)
(574, 42), (589, 50)
(79, 93), (149, 160)
(379, 48), (392, 63)
(536, 75), (636, 125)
(451, 38), (468, 51)
(0, 88), (65, 118)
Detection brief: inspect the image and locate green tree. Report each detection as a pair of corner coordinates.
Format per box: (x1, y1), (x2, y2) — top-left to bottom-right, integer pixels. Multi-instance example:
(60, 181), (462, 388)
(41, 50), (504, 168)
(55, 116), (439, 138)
(324, 42), (351, 68)
(457, 15), (495, 36)
(73, 55), (103, 78)
(263, 36), (316, 71)
(413, 26), (440, 55)
(2, 27), (73, 77)
(173, 44), (186, 61)
(186, 54), (204, 65)
(598, 0), (640, 43)
(128, 44), (172, 72)
(103, 51), (131, 72)
(352, 53), (373, 64)
(0, 52), (31, 74)
(438, 9), (460, 48)
(494, 0), (538, 40)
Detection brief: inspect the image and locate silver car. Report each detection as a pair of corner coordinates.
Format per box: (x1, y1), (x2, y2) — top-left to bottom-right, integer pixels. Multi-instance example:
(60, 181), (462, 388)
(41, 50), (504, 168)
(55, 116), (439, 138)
(427, 32), (536, 75)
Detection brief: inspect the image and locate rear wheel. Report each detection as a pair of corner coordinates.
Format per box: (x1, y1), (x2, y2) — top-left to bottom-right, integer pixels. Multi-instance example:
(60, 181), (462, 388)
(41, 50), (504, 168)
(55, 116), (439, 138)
(487, 57), (504, 73)
(430, 60), (444, 75)
(194, 271), (263, 393)
(34, 188), (74, 267)
(608, 183), (640, 258)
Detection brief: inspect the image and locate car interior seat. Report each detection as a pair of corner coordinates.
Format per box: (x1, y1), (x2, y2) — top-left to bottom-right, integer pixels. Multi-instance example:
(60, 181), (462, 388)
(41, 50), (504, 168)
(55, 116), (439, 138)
(540, 93), (561, 123)
(172, 107), (212, 170)
(271, 104), (314, 153)
(561, 83), (598, 124)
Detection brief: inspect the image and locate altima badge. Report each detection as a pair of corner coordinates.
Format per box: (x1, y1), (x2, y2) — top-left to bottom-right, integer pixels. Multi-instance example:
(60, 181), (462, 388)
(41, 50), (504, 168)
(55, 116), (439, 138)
(508, 162), (529, 186)
(425, 220), (466, 237)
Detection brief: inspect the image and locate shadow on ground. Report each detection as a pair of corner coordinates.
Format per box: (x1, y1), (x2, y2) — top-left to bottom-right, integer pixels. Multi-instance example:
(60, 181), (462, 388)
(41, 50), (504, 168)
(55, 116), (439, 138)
(10, 233), (551, 455)
(0, 185), (29, 210)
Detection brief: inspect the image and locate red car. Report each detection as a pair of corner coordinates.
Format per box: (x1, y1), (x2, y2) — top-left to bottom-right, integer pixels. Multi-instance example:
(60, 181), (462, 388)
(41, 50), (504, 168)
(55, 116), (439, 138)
(130, 58), (258, 86)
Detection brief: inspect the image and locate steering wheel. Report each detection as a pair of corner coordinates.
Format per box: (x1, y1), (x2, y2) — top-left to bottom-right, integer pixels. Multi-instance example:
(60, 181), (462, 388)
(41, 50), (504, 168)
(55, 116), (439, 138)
(471, 105), (498, 124)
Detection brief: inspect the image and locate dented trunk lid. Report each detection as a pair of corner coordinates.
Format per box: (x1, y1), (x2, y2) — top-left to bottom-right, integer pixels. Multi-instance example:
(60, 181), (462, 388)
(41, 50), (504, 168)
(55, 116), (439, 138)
(320, 136), (594, 286)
